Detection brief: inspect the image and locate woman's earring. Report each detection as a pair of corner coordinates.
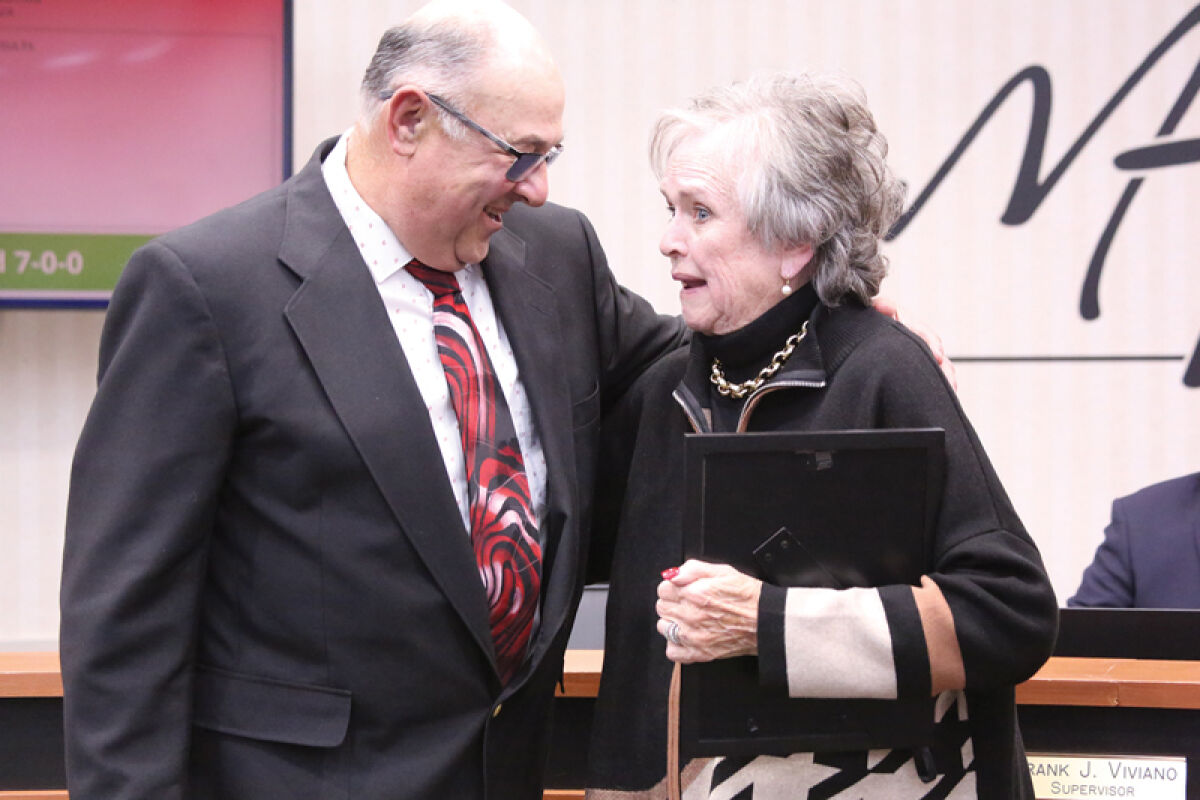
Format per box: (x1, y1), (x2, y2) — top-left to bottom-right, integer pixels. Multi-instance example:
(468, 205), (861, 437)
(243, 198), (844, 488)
(781, 280), (792, 296)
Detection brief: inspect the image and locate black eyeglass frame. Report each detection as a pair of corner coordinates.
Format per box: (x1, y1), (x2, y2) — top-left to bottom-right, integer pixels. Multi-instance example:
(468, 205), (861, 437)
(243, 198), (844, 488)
(378, 88), (563, 182)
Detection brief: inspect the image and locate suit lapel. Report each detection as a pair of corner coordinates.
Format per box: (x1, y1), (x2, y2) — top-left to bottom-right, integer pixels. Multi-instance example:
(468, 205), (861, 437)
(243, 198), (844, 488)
(483, 230), (580, 666)
(278, 143), (496, 661)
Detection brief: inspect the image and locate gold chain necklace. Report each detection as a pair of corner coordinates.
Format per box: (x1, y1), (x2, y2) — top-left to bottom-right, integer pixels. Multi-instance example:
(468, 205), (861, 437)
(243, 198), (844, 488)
(709, 320), (809, 400)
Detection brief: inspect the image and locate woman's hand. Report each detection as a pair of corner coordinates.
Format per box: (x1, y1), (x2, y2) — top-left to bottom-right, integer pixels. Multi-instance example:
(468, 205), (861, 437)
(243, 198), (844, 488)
(656, 559), (762, 663)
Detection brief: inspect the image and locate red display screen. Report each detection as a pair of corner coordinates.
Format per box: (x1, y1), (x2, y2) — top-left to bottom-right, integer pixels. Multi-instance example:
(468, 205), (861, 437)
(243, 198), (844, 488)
(0, 0), (291, 305)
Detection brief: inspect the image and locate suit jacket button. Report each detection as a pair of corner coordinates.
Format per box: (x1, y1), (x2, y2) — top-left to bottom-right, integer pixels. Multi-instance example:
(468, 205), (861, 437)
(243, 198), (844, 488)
(492, 703), (503, 718)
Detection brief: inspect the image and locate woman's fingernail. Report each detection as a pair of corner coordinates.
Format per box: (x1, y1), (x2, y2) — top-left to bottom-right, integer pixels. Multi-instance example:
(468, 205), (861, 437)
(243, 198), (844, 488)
(661, 567), (680, 580)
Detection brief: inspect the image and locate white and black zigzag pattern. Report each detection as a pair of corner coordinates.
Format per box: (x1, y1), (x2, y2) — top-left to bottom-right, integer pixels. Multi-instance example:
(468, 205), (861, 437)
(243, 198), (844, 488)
(692, 692), (976, 800)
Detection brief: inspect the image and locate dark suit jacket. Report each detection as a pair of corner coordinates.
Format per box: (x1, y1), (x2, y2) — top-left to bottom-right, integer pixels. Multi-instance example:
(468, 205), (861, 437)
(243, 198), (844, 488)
(60, 138), (684, 800)
(1068, 472), (1200, 609)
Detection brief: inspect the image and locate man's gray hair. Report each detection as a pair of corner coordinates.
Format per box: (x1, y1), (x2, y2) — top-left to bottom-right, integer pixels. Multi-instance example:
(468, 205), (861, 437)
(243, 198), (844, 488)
(650, 73), (906, 306)
(359, 16), (492, 138)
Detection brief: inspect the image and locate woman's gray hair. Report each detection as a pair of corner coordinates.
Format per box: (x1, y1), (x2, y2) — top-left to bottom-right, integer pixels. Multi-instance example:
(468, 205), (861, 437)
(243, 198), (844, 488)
(358, 16), (492, 139)
(650, 73), (906, 306)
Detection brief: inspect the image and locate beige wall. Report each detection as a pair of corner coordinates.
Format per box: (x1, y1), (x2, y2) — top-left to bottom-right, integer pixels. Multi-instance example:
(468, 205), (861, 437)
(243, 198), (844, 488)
(3, 0), (1198, 647)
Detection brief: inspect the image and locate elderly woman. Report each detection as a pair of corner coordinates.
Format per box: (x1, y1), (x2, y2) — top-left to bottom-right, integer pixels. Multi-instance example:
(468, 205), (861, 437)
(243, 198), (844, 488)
(585, 74), (1058, 799)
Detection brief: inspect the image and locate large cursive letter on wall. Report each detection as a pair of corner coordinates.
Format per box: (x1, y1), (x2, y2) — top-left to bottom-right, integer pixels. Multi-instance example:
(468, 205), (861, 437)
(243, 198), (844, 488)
(888, 5), (1200, 387)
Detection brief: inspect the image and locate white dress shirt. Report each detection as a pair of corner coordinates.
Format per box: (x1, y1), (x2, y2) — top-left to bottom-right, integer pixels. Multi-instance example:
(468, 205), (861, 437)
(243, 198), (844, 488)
(321, 132), (547, 536)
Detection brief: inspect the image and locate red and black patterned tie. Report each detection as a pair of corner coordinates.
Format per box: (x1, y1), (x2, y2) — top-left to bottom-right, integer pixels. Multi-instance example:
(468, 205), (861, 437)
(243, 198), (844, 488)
(406, 260), (542, 684)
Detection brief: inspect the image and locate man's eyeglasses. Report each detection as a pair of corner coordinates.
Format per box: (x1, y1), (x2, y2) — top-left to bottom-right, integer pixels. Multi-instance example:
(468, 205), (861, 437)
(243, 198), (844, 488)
(378, 89), (563, 182)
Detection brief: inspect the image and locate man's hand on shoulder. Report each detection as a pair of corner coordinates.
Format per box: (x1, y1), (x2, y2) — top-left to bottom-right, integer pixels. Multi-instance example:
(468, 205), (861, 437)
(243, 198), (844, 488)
(873, 295), (958, 391)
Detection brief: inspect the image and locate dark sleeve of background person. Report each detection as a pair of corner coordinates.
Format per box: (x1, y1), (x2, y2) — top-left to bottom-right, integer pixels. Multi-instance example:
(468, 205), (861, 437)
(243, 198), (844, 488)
(1069, 472), (1200, 609)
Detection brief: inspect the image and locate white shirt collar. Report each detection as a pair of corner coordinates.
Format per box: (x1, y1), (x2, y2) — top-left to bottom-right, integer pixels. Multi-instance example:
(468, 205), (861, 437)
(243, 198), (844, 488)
(321, 130), (415, 284)
(321, 130), (488, 287)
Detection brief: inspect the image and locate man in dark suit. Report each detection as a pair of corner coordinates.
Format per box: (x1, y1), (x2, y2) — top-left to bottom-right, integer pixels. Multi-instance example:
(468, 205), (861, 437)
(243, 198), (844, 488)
(1068, 471), (1200, 609)
(59, 2), (683, 798)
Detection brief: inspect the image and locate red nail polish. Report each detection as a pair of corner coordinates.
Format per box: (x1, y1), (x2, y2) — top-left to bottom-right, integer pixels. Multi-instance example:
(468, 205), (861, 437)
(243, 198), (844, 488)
(661, 567), (679, 580)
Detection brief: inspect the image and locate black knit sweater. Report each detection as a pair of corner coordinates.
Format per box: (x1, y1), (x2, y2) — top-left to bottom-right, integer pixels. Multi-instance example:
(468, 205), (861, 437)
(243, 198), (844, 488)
(585, 296), (1058, 800)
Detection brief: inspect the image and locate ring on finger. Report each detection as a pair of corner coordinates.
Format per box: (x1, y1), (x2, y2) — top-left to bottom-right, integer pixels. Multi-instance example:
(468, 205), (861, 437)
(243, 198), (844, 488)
(666, 620), (682, 645)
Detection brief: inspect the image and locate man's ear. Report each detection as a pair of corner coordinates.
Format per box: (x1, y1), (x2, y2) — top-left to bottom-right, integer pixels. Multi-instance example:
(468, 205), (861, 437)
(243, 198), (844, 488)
(781, 242), (815, 284)
(384, 87), (431, 156)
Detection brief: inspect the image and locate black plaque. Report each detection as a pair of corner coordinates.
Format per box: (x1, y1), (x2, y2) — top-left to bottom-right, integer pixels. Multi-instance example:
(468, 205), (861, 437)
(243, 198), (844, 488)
(681, 428), (944, 757)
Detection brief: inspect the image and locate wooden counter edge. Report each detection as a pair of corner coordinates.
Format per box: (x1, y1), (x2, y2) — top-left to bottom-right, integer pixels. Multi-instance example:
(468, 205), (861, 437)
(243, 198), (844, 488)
(0, 649), (603, 699)
(1014, 656), (1200, 709)
(557, 649), (603, 697)
(0, 652), (62, 698)
(6, 650), (1200, 710)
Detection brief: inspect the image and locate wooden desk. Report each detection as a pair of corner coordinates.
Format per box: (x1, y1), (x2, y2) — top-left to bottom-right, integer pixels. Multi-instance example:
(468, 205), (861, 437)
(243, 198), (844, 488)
(0, 652), (61, 699)
(5, 650), (1200, 799)
(11, 650), (1199, 706)
(558, 649), (604, 697)
(1015, 656), (1200, 709)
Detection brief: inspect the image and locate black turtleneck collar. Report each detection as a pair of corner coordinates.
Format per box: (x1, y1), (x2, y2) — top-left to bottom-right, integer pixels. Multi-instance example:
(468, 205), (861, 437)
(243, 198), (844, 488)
(694, 282), (820, 432)
(696, 282), (819, 379)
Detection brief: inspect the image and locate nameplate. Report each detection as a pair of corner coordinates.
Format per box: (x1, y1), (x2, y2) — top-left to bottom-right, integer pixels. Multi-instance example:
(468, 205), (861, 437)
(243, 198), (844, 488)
(1027, 754), (1186, 799)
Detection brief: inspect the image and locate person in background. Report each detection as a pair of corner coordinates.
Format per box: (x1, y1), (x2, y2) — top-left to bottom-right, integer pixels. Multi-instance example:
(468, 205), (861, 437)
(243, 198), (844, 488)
(59, 2), (686, 798)
(1069, 471), (1200, 609)
(585, 73), (1058, 800)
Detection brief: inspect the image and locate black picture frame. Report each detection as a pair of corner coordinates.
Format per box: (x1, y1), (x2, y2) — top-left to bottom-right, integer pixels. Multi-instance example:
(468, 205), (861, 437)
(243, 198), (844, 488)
(680, 428), (945, 758)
